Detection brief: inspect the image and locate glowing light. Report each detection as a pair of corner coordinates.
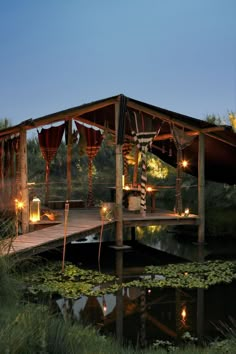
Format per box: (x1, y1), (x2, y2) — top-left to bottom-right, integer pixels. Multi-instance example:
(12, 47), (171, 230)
(147, 186), (152, 192)
(29, 196), (41, 222)
(102, 206), (107, 212)
(181, 307), (187, 321)
(124, 185), (130, 190)
(122, 175), (125, 188)
(181, 160), (188, 168)
(148, 289), (152, 294)
(15, 199), (24, 210)
(184, 208), (190, 217)
(102, 297), (107, 314)
(17, 201), (24, 209)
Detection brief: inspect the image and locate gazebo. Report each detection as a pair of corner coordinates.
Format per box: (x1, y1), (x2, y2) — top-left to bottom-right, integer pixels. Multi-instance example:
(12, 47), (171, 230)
(0, 94), (236, 244)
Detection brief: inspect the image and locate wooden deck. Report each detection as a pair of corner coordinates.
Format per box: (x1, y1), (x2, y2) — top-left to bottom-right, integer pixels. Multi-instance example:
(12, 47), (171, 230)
(3, 208), (199, 258)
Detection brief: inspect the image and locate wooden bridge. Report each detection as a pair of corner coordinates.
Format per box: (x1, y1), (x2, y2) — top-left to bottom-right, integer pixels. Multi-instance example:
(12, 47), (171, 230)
(2, 208), (199, 258)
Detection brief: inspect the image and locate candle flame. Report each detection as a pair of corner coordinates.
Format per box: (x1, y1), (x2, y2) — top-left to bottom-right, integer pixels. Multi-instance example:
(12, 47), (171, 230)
(181, 307), (187, 321)
(181, 160), (188, 168)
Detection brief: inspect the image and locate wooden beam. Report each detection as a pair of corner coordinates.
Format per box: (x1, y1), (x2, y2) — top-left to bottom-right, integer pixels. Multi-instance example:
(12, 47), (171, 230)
(29, 98), (117, 131)
(127, 100), (200, 132)
(0, 98), (117, 139)
(66, 120), (73, 200)
(198, 133), (205, 243)
(153, 126), (228, 141)
(206, 132), (236, 148)
(19, 128), (29, 233)
(115, 101), (123, 247)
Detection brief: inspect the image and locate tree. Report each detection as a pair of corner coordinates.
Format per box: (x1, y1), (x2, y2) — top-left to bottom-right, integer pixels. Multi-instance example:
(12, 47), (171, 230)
(0, 118), (11, 129)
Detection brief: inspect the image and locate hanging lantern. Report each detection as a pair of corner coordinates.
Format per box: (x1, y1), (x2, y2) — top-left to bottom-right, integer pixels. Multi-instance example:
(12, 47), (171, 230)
(30, 197), (41, 222)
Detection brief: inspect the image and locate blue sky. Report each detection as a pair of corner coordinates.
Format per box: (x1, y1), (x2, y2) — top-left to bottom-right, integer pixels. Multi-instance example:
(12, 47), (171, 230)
(0, 0), (236, 126)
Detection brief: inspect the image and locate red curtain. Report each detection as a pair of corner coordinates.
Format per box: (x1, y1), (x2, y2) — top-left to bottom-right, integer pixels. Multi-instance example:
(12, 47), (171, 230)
(38, 124), (65, 204)
(75, 122), (103, 207)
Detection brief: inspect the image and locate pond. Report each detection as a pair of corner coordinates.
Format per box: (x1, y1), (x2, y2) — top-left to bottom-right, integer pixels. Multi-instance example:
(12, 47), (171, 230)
(31, 228), (236, 349)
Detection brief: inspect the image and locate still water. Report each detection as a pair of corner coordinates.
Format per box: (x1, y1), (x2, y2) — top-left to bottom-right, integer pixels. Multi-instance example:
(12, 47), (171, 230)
(47, 229), (236, 348)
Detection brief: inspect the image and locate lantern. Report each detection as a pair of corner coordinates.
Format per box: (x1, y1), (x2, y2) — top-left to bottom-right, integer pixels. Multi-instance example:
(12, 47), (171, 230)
(30, 197), (41, 222)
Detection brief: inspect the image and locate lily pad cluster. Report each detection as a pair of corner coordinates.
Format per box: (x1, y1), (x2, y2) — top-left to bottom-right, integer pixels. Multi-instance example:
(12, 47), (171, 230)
(135, 260), (236, 289)
(23, 262), (118, 299)
(21, 260), (236, 299)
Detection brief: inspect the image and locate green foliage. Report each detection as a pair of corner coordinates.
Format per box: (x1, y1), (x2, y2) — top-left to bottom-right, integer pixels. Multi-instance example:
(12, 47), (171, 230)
(206, 114), (225, 126)
(0, 257), (20, 313)
(126, 260), (236, 290)
(21, 260), (236, 302)
(0, 209), (15, 240)
(0, 117), (11, 129)
(22, 262), (118, 298)
(206, 207), (236, 237)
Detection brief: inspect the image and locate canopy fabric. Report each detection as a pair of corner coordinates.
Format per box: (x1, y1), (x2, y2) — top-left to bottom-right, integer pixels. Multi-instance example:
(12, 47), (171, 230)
(129, 112), (156, 215)
(38, 123), (65, 204)
(75, 121), (103, 207)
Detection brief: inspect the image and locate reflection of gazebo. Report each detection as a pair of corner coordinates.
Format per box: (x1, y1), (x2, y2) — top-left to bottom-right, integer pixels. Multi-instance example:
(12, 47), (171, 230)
(1, 94), (236, 244)
(79, 296), (104, 325)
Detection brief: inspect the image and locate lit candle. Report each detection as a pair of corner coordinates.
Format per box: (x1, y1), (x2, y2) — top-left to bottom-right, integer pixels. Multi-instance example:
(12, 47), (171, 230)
(184, 208), (190, 217)
(181, 306), (187, 322)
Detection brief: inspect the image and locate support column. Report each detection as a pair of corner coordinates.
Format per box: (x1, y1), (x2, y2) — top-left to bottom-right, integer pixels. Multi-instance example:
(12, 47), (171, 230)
(66, 119), (72, 201)
(198, 133), (205, 243)
(20, 128), (29, 233)
(115, 101), (123, 247)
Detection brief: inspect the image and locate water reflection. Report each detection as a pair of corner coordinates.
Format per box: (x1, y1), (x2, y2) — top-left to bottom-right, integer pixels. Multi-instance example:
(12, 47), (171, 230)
(56, 247), (236, 347)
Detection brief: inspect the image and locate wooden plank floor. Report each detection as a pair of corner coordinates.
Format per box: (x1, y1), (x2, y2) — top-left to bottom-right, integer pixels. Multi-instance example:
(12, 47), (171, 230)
(4, 208), (199, 258)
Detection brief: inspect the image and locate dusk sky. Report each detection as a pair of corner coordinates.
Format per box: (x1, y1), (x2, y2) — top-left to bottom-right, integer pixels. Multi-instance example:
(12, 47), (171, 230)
(0, 0), (236, 126)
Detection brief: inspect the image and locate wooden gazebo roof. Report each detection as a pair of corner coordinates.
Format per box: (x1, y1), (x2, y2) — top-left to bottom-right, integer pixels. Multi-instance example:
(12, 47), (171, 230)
(1, 93), (236, 184)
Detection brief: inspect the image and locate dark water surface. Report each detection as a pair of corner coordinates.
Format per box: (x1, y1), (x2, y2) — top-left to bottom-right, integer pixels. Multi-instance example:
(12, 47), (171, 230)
(43, 230), (236, 347)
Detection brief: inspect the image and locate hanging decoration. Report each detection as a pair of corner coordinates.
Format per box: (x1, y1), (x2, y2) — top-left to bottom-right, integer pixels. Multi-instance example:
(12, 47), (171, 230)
(75, 122), (103, 207)
(171, 124), (196, 214)
(38, 124), (65, 205)
(129, 111), (157, 216)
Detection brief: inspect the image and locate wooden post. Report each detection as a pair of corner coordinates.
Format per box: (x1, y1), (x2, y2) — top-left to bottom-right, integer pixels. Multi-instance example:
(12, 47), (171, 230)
(20, 128), (29, 234)
(115, 250), (124, 343)
(133, 146), (139, 187)
(66, 119), (73, 200)
(198, 133), (205, 243)
(115, 101), (123, 247)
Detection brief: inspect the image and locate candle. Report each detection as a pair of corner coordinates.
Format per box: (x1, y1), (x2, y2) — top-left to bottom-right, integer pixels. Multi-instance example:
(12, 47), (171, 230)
(184, 208), (190, 217)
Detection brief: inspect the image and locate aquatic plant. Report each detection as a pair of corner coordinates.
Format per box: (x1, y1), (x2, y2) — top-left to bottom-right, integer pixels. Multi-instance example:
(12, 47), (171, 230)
(126, 260), (236, 289)
(22, 260), (236, 301)
(23, 262), (119, 298)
